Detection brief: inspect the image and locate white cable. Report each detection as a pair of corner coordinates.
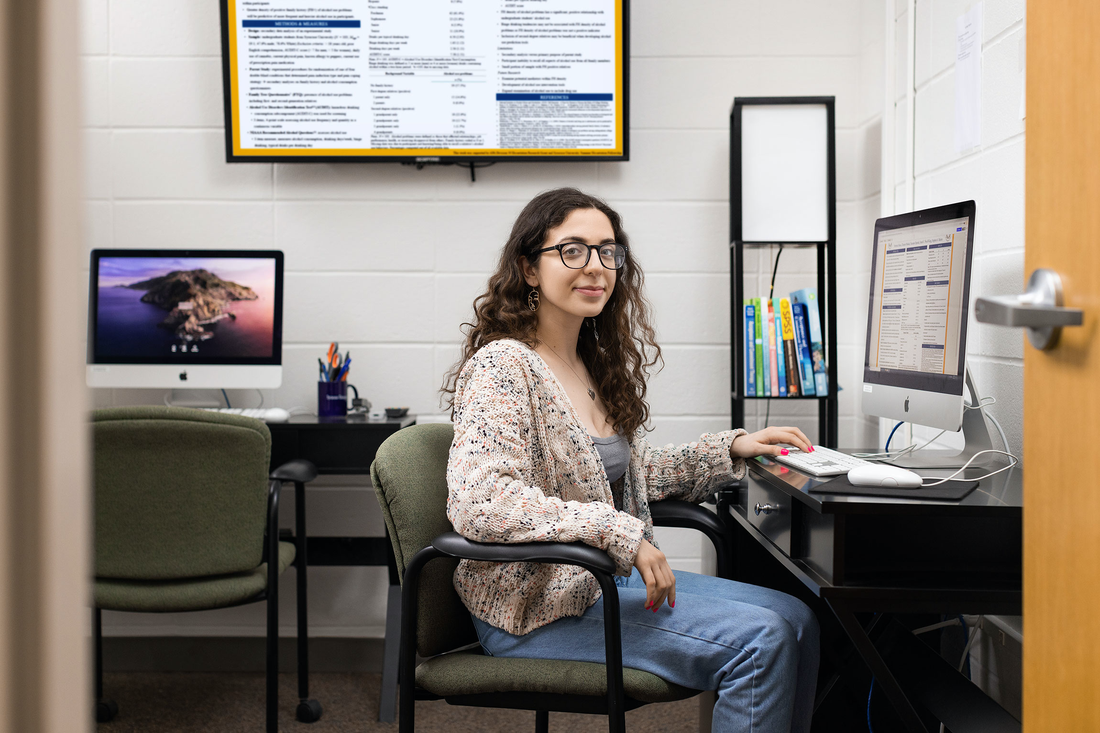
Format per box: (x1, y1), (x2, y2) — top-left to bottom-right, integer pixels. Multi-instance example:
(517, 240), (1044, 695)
(958, 616), (982, 672)
(917, 449), (1018, 486)
(853, 397), (1002, 461)
(255, 388), (265, 408)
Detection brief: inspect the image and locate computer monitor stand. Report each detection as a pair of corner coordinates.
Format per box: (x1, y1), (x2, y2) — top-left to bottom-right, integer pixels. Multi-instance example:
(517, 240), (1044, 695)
(886, 368), (995, 470)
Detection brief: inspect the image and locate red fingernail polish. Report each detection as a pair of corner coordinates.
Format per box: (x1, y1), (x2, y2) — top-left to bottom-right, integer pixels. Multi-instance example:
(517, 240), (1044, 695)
(780, 448), (789, 455)
(670, 600), (675, 608)
(808, 447), (815, 453)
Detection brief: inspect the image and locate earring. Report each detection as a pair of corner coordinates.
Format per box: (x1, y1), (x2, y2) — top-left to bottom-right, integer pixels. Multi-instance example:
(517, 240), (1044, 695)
(528, 289), (540, 311)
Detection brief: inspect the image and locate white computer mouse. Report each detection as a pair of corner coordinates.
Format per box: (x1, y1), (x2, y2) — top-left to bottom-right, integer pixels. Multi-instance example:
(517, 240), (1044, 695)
(846, 464), (923, 488)
(263, 407), (291, 423)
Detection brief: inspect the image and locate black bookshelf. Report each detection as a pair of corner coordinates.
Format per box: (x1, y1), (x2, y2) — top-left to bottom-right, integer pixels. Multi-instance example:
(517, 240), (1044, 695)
(729, 97), (839, 448)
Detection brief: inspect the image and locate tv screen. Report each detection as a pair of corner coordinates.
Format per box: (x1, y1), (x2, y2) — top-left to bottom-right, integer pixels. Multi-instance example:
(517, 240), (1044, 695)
(89, 250), (283, 365)
(218, 0), (630, 163)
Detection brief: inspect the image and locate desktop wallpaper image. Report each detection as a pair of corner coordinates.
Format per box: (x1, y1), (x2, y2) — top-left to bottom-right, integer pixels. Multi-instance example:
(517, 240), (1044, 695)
(96, 257), (276, 359)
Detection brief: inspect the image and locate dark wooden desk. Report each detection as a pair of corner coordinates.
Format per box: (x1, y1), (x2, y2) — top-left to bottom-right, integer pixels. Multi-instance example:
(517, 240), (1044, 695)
(719, 455), (1022, 733)
(267, 414), (415, 723)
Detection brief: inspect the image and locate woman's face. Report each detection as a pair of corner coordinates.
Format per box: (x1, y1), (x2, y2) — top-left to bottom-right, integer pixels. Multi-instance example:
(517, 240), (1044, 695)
(521, 207), (618, 324)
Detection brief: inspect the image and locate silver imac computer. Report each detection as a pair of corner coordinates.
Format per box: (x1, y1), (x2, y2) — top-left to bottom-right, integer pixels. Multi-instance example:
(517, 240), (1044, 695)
(862, 200), (993, 468)
(87, 249), (284, 389)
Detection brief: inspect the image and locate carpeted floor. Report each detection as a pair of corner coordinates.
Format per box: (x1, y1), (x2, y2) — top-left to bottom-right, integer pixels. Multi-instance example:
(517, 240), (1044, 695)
(96, 672), (703, 732)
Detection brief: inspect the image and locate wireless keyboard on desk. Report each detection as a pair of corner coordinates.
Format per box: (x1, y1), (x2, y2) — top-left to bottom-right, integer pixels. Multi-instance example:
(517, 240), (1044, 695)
(773, 446), (875, 477)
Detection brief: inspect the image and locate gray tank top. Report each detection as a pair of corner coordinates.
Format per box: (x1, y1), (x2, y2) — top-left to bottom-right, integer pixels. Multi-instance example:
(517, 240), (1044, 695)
(590, 433), (630, 485)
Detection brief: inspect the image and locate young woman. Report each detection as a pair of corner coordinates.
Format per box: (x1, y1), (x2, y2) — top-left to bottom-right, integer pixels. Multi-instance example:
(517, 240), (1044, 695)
(443, 188), (820, 733)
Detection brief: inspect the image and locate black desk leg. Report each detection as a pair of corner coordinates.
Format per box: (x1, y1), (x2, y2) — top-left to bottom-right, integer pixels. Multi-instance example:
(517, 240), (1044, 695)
(379, 529), (401, 723)
(826, 600), (930, 733)
(295, 481), (323, 723)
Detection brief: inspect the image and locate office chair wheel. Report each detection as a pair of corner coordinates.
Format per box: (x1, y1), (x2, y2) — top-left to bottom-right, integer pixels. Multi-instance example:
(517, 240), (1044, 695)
(95, 698), (118, 723)
(296, 698), (323, 723)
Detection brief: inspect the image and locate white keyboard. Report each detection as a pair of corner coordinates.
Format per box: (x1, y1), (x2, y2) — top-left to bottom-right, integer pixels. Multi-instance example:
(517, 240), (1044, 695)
(202, 408), (290, 423)
(773, 445), (875, 477)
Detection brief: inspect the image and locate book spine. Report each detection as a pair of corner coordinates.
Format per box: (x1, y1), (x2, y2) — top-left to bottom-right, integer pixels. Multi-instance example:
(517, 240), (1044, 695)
(744, 302), (756, 397)
(761, 297), (770, 394)
(779, 298), (800, 398)
(792, 288), (829, 396)
(791, 302), (816, 396)
(766, 299), (780, 397)
(753, 298), (765, 397)
(772, 297), (787, 397)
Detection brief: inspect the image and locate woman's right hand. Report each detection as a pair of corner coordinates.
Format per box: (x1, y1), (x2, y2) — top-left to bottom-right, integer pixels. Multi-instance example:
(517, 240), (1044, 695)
(634, 539), (676, 612)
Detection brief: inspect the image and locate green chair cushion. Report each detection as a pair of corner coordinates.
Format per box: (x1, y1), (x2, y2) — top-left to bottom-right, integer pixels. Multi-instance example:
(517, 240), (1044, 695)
(95, 541), (296, 613)
(93, 406), (272, 581)
(415, 648), (698, 704)
(371, 423), (478, 657)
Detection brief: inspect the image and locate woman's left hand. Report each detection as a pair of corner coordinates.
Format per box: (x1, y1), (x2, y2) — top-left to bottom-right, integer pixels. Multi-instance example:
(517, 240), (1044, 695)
(730, 426), (813, 459)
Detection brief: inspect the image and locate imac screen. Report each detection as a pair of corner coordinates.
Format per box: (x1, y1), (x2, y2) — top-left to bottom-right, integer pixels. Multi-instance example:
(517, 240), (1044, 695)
(92, 253), (281, 364)
(864, 203), (974, 395)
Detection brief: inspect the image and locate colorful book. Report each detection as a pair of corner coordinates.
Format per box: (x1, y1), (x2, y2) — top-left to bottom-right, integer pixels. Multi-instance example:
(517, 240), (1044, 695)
(753, 298), (765, 397)
(744, 302), (756, 396)
(791, 287), (828, 396)
(790, 302), (816, 396)
(766, 299), (780, 397)
(771, 297), (788, 397)
(757, 298), (770, 396)
(779, 298), (800, 398)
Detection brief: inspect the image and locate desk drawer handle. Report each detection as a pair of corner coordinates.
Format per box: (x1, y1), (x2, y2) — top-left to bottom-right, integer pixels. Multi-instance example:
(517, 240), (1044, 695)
(754, 502), (780, 516)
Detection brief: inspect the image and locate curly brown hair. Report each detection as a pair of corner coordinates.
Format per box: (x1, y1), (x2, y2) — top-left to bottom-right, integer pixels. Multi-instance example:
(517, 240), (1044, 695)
(441, 188), (662, 436)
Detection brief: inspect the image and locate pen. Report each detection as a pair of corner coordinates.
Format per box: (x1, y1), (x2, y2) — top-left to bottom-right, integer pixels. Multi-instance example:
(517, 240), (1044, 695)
(336, 358), (352, 382)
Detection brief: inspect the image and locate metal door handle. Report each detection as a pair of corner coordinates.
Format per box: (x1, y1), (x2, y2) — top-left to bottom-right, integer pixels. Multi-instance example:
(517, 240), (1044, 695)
(975, 268), (1083, 350)
(754, 502), (779, 516)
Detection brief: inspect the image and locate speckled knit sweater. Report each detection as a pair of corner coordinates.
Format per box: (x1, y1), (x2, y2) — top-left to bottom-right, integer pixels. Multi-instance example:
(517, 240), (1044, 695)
(446, 338), (747, 636)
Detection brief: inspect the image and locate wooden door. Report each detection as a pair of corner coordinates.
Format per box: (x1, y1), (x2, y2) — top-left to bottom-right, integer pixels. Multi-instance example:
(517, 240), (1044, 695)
(1024, 1), (1100, 728)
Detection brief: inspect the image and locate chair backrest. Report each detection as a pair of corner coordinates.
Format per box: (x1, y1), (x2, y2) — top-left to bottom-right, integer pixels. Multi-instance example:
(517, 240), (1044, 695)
(93, 406), (271, 581)
(371, 422), (477, 657)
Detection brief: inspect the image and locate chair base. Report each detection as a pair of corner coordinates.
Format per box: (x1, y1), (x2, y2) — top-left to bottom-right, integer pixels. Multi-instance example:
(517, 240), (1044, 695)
(296, 698), (323, 723)
(95, 698), (118, 723)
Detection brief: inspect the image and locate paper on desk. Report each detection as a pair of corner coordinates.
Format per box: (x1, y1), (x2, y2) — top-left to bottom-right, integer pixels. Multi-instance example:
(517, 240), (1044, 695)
(955, 3), (983, 153)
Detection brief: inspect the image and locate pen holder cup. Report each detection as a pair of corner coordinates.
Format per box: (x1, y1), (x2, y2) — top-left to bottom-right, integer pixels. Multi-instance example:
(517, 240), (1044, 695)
(318, 381), (348, 421)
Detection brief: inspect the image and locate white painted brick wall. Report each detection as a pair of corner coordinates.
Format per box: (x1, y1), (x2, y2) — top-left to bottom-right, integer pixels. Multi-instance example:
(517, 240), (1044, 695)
(87, 0), (877, 636)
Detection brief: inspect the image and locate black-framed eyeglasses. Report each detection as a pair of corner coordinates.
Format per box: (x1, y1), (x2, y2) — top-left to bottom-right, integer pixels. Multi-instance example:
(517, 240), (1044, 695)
(534, 241), (628, 270)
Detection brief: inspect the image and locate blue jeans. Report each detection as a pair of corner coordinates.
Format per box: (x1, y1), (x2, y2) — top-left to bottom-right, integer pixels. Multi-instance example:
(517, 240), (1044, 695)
(472, 568), (819, 733)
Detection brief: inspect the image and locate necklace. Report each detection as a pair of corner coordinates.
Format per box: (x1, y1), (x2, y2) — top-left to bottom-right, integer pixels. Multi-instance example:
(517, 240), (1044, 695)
(543, 342), (596, 401)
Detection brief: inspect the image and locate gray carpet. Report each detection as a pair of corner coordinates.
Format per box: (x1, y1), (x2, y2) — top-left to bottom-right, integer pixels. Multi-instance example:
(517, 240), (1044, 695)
(97, 672), (703, 732)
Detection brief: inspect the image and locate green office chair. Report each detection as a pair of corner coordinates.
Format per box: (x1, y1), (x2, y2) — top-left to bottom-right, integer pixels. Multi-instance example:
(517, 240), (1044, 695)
(370, 423), (731, 733)
(92, 406), (323, 732)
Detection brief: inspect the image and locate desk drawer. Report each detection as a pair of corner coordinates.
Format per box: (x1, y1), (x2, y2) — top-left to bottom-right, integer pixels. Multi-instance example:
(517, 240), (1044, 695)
(747, 480), (792, 555)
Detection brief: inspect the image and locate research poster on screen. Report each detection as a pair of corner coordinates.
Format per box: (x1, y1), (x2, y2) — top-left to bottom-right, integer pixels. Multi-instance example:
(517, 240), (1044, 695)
(225, 0), (625, 157)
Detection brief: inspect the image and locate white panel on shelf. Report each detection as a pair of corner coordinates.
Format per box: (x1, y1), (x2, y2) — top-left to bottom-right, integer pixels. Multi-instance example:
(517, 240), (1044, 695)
(740, 104), (829, 243)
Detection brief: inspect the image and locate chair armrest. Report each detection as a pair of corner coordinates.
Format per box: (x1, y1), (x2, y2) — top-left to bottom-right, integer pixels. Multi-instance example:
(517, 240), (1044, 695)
(270, 459), (318, 484)
(650, 499), (731, 580)
(651, 499), (723, 535)
(431, 531), (616, 576)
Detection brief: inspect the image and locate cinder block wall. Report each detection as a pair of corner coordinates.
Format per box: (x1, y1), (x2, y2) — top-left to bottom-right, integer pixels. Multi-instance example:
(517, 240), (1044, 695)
(84, 0), (881, 637)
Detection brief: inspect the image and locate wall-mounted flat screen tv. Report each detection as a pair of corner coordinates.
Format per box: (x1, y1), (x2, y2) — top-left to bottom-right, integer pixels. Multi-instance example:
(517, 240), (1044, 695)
(219, 0), (630, 163)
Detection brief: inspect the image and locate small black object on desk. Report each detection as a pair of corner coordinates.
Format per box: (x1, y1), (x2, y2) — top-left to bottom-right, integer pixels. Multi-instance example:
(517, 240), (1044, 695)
(266, 413), (416, 723)
(719, 451), (1021, 733)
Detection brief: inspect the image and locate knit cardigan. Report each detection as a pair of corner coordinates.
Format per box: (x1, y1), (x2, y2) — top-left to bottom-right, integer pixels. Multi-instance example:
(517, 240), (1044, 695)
(446, 339), (747, 636)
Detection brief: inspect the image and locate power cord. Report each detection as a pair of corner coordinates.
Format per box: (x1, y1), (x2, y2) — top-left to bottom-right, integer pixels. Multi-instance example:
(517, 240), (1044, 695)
(763, 244), (784, 429)
(854, 397), (1004, 462)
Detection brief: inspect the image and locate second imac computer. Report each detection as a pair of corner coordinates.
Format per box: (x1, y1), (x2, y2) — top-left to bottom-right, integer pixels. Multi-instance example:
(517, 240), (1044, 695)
(862, 200), (993, 468)
(87, 249), (284, 389)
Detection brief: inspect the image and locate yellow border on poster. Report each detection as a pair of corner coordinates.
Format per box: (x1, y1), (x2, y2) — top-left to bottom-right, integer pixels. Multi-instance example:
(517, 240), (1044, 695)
(226, 0), (625, 158)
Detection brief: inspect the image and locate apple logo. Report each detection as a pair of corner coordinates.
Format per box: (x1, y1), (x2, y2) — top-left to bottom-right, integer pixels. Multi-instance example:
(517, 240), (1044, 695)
(179, 371), (188, 381)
